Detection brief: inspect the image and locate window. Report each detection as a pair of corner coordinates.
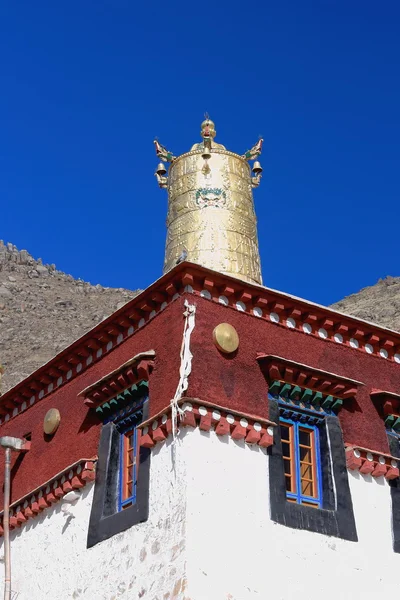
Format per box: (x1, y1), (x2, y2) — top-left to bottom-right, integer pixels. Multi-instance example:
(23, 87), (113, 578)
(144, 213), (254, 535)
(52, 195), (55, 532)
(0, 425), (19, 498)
(268, 396), (357, 541)
(280, 419), (322, 508)
(257, 354), (358, 540)
(387, 432), (400, 553)
(112, 400), (145, 513)
(87, 381), (151, 547)
(120, 429), (136, 510)
(118, 417), (142, 511)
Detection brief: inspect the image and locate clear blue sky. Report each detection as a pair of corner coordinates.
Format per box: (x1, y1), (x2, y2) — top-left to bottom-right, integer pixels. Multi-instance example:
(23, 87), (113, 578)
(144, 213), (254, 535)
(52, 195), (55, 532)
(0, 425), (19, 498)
(1, 1), (399, 305)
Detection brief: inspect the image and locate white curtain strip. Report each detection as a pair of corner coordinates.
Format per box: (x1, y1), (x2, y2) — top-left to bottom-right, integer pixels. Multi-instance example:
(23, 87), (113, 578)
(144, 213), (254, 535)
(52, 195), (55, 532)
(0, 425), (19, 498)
(170, 300), (196, 440)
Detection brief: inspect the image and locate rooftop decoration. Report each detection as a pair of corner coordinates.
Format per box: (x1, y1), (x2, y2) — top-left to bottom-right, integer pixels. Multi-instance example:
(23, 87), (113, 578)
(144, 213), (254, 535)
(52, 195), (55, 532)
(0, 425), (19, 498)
(154, 118), (264, 285)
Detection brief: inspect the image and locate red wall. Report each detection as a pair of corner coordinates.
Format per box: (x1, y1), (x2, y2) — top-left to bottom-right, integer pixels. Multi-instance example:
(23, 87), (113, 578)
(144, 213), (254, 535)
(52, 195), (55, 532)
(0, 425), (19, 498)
(188, 294), (399, 454)
(0, 297), (185, 505)
(2, 290), (399, 505)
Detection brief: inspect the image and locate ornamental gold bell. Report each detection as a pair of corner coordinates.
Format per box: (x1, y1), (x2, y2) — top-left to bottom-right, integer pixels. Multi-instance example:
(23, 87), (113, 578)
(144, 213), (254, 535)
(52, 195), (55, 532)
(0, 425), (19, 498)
(202, 137), (212, 160)
(155, 162), (168, 189)
(156, 162), (167, 176)
(252, 161), (263, 175)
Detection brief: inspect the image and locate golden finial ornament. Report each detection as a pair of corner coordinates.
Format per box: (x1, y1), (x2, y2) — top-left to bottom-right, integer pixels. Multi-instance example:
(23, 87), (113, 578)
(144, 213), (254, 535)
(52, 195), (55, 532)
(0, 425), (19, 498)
(200, 118), (217, 141)
(154, 118), (263, 284)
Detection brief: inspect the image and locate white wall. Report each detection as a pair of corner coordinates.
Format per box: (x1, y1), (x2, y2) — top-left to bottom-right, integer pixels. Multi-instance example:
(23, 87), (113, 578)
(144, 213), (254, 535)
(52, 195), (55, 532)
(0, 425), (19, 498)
(0, 438), (188, 600)
(1, 429), (399, 600)
(184, 428), (399, 600)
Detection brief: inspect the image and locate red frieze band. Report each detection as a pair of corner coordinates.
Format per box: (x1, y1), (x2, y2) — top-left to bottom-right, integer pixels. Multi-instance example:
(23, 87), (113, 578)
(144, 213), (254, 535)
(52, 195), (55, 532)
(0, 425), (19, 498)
(138, 398), (276, 449)
(345, 445), (399, 479)
(0, 458), (97, 536)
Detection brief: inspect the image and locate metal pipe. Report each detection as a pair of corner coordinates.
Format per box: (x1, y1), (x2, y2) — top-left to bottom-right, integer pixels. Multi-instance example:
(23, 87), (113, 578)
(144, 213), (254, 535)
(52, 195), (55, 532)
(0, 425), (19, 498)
(0, 437), (30, 600)
(3, 447), (11, 600)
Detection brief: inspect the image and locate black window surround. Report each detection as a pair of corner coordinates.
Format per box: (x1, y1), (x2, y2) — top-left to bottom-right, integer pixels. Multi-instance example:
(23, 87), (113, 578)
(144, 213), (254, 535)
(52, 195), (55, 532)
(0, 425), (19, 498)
(268, 398), (358, 541)
(87, 399), (150, 548)
(387, 433), (400, 553)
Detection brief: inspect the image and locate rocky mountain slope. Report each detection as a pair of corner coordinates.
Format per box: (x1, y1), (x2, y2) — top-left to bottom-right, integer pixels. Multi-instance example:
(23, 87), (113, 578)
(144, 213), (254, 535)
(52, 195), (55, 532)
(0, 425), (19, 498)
(330, 276), (400, 332)
(0, 240), (398, 395)
(0, 242), (140, 393)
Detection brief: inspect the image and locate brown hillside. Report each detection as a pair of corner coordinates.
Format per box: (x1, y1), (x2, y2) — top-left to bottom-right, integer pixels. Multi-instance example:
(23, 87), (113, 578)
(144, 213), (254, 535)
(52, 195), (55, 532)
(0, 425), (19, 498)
(0, 242), (140, 393)
(330, 276), (400, 333)
(1, 240), (398, 394)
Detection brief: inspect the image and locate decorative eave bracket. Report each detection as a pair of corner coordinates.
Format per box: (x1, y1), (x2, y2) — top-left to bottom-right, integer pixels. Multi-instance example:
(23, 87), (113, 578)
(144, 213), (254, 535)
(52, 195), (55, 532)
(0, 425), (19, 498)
(371, 389), (400, 432)
(78, 350), (155, 409)
(257, 354), (363, 414)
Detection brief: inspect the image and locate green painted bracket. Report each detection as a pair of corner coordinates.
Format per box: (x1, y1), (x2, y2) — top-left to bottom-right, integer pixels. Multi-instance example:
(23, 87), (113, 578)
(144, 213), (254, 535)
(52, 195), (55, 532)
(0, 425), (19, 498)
(268, 379), (344, 414)
(290, 386), (302, 401)
(385, 415), (396, 428)
(95, 379), (149, 415)
(269, 380), (282, 395)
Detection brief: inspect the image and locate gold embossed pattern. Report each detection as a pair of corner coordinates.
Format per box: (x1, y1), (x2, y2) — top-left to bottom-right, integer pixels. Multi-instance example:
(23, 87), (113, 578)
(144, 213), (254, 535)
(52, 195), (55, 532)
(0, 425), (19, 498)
(161, 126), (263, 285)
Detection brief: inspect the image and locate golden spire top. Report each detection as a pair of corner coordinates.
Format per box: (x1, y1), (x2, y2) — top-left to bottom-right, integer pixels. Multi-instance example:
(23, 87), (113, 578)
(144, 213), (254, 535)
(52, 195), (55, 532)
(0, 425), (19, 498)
(200, 118), (216, 141)
(190, 117), (226, 152)
(154, 118), (264, 285)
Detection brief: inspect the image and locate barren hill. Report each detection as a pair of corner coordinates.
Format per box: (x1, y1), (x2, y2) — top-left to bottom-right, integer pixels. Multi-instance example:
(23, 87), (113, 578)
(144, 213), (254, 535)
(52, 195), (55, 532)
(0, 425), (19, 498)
(0, 242), (140, 393)
(330, 276), (400, 332)
(1, 240), (398, 394)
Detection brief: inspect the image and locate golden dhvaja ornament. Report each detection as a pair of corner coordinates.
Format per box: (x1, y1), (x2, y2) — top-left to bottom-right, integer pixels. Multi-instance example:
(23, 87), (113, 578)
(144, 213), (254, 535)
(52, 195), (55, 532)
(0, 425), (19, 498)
(154, 118), (263, 285)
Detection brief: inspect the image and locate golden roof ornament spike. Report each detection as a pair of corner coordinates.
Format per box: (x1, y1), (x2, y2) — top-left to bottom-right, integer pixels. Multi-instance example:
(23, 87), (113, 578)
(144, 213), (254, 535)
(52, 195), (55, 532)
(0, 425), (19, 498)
(190, 117), (226, 152)
(201, 118), (216, 141)
(242, 137), (263, 161)
(156, 118), (263, 285)
(153, 139), (175, 163)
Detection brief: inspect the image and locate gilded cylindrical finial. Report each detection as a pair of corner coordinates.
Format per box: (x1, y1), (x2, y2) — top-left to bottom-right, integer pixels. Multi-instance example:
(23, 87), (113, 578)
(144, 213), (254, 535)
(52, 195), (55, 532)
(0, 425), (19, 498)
(154, 120), (263, 285)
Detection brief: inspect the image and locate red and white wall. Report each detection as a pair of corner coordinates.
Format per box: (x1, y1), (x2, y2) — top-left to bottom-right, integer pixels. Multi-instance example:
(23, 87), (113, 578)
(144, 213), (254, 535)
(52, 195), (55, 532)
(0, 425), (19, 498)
(0, 264), (400, 599)
(0, 425), (398, 600)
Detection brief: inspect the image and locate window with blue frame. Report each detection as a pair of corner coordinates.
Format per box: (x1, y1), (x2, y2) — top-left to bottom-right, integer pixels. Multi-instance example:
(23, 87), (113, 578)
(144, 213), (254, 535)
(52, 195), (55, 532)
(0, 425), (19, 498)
(107, 389), (147, 512)
(119, 423), (139, 511)
(268, 380), (339, 510)
(280, 417), (322, 508)
(260, 356), (358, 540)
(87, 380), (151, 547)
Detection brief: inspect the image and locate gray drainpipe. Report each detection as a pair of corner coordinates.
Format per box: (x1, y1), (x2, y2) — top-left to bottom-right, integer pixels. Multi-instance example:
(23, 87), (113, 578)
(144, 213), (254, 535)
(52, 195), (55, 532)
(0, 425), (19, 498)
(0, 437), (30, 600)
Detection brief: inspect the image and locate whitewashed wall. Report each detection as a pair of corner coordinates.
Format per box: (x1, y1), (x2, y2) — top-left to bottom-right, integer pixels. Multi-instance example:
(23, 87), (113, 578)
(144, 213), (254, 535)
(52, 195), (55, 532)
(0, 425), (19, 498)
(184, 428), (399, 600)
(0, 438), (188, 600)
(1, 428), (399, 599)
